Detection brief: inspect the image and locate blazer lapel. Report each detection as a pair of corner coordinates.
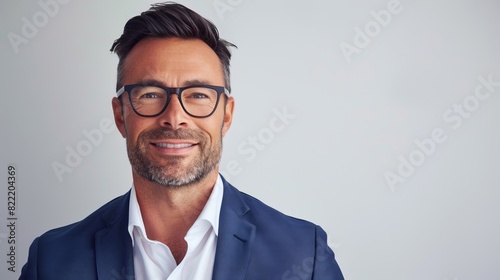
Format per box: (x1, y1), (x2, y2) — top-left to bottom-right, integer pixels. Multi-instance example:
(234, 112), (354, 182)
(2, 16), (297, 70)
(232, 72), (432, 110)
(95, 192), (135, 280)
(212, 178), (256, 280)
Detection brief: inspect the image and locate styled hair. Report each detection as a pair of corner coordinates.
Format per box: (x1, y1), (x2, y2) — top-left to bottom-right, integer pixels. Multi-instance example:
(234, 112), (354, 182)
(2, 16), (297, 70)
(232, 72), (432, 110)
(110, 2), (236, 92)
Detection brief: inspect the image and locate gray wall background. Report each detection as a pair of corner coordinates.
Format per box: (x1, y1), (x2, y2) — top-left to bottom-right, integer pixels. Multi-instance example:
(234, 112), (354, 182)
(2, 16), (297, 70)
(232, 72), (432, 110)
(1, 0), (499, 279)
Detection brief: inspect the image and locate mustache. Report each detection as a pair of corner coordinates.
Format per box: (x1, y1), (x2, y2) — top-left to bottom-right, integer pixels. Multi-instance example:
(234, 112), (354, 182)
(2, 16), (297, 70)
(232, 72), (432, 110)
(139, 128), (205, 141)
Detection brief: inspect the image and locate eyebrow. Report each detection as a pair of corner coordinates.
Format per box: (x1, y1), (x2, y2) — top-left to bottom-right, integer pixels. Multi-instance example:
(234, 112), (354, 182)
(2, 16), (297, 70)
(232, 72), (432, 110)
(137, 79), (215, 88)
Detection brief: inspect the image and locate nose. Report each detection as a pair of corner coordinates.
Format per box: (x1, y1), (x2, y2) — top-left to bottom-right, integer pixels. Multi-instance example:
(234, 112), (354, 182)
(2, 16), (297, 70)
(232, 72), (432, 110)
(157, 94), (188, 129)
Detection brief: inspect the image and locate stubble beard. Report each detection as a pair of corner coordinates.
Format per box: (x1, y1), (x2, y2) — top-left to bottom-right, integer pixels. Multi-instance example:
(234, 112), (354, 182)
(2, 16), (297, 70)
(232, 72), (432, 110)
(127, 127), (221, 188)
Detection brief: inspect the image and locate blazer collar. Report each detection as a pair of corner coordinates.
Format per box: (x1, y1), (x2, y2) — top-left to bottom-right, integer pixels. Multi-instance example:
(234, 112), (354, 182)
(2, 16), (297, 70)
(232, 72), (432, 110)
(212, 176), (256, 280)
(91, 177), (256, 280)
(95, 191), (135, 280)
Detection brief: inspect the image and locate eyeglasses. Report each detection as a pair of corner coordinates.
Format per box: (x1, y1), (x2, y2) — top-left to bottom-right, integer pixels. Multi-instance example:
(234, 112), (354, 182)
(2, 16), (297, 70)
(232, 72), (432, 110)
(116, 84), (230, 118)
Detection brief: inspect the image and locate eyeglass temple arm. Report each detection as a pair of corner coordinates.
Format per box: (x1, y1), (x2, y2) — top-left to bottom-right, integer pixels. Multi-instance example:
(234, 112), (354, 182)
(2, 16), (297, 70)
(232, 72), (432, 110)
(116, 87), (125, 97)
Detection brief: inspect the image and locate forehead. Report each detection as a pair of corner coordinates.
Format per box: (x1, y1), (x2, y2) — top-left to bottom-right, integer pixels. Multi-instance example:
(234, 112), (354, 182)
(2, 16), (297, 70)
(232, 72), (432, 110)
(122, 37), (224, 86)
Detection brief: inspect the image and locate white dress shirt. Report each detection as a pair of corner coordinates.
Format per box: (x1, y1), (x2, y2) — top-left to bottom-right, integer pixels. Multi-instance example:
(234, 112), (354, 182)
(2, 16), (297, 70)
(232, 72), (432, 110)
(128, 175), (224, 280)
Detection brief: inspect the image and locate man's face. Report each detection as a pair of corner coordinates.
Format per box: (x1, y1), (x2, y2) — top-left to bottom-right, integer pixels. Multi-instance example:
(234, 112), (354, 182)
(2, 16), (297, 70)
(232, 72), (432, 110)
(112, 37), (234, 187)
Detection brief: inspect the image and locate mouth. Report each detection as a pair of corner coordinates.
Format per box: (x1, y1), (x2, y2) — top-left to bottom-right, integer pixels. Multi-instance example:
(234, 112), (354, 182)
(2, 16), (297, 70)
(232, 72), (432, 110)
(150, 139), (199, 155)
(154, 143), (196, 148)
(149, 140), (199, 155)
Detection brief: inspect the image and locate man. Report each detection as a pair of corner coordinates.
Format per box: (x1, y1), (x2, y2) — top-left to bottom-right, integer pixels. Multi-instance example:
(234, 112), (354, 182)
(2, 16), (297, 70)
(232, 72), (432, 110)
(20, 2), (344, 279)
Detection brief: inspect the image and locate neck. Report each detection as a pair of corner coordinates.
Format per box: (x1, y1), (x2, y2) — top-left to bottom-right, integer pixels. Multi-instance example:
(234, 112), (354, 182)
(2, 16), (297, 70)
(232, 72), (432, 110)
(133, 169), (218, 225)
(132, 169), (219, 261)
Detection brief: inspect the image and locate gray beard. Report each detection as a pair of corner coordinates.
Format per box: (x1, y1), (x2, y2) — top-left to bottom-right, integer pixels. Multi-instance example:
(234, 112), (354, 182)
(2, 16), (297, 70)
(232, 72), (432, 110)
(127, 127), (221, 188)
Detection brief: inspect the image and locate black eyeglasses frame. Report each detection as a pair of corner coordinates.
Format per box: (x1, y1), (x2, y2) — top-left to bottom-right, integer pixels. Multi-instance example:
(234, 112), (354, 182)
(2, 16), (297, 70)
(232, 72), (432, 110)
(116, 84), (230, 118)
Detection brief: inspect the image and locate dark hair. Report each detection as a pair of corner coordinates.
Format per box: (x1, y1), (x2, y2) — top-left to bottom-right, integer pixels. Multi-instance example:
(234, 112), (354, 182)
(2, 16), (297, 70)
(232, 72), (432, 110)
(110, 2), (236, 92)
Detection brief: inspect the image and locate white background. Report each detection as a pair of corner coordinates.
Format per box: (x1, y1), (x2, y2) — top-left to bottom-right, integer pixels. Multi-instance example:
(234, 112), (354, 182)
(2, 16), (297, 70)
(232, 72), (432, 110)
(1, 0), (500, 279)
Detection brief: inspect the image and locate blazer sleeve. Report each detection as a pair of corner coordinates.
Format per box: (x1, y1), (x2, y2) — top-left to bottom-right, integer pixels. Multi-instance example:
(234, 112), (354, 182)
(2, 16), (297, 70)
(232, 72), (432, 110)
(313, 226), (344, 280)
(19, 237), (39, 280)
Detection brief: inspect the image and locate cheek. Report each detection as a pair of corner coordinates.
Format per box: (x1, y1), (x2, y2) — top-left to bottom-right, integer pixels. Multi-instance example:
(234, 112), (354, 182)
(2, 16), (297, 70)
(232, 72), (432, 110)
(200, 117), (224, 138)
(123, 115), (148, 143)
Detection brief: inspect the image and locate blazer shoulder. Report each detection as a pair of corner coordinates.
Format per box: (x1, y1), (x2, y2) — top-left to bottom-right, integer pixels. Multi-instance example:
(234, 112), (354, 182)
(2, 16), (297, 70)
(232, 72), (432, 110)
(228, 183), (319, 238)
(36, 192), (130, 243)
(21, 192), (132, 279)
(219, 181), (344, 279)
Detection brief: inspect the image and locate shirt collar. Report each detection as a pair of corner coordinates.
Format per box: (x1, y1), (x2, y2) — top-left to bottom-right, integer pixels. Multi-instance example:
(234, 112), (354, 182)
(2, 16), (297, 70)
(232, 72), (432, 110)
(128, 174), (224, 246)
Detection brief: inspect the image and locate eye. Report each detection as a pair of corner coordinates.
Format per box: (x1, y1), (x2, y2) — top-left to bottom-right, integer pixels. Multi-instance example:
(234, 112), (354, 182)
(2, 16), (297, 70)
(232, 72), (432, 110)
(140, 92), (160, 99)
(131, 86), (166, 100)
(191, 93), (209, 99)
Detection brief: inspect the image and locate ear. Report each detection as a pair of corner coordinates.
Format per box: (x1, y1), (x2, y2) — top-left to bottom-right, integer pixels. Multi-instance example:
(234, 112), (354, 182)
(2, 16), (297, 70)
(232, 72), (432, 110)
(112, 97), (127, 138)
(221, 96), (234, 137)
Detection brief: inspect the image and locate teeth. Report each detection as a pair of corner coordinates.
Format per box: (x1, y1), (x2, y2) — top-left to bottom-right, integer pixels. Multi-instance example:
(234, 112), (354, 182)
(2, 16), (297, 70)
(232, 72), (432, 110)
(155, 143), (193, 148)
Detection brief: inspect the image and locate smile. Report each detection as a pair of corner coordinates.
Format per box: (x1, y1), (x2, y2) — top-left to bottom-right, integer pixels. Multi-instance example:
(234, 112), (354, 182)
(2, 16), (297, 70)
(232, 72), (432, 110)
(154, 143), (196, 148)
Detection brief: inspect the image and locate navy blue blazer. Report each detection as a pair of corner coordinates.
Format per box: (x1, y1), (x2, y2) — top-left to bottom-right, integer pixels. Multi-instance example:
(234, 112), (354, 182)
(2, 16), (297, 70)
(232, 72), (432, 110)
(20, 177), (344, 279)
